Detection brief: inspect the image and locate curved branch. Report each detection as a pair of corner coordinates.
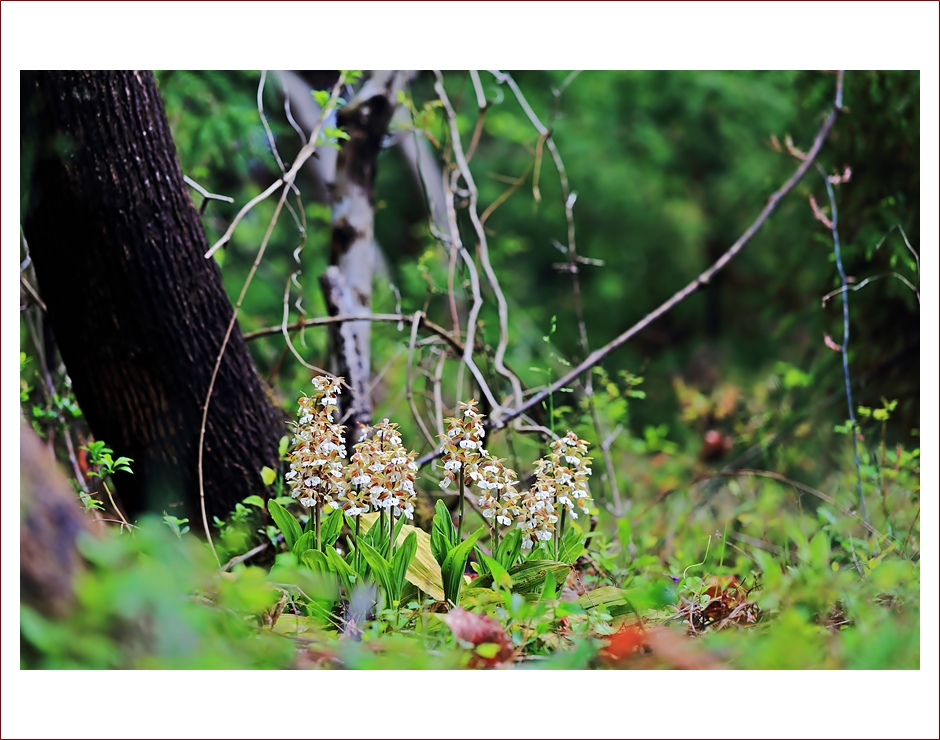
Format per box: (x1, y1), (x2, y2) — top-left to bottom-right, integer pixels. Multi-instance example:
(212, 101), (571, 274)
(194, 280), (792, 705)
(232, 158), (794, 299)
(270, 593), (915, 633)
(436, 71), (525, 417)
(243, 312), (464, 356)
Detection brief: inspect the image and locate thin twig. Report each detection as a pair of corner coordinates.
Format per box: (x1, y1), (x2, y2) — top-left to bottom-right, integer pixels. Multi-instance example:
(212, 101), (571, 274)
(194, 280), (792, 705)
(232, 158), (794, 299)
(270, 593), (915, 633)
(405, 310), (436, 448)
(182, 175), (235, 208)
(280, 72), (307, 146)
(258, 70), (287, 175)
(900, 506), (920, 556)
(821, 272), (919, 306)
(491, 70), (619, 511)
(465, 70), (489, 163)
(222, 540), (270, 572)
(19, 275), (47, 313)
(244, 311), (464, 356)
(417, 72), (843, 468)
(817, 139), (868, 525)
(480, 164), (533, 226)
(21, 306), (90, 496)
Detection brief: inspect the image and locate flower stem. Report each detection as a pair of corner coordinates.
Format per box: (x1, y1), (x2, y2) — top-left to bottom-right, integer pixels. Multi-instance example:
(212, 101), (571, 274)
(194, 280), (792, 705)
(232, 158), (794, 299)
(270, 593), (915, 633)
(558, 507), (568, 562)
(389, 508), (395, 559)
(315, 504), (321, 552)
(553, 491), (559, 558)
(354, 515), (361, 575)
(457, 473), (466, 542)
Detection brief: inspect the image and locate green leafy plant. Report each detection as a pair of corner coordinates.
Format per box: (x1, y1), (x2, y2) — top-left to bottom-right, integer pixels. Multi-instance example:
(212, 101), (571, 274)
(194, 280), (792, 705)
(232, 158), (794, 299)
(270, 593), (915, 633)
(79, 440), (133, 525)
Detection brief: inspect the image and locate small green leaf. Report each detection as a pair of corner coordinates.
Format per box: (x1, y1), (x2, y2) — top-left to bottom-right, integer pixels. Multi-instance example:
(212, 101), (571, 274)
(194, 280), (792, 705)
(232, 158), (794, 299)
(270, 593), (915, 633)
(541, 570), (557, 601)
(260, 466), (277, 486)
(474, 643), (500, 659)
(242, 495), (265, 509)
(555, 601), (585, 617)
(559, 523), (586, 564)
(479, 553), (513, 590)
(809, 531), (831, 567)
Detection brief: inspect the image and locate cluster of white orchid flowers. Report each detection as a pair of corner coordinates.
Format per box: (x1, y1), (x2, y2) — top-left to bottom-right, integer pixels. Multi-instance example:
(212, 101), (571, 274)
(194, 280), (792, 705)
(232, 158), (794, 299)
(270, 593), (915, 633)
(286, 376), (347, 509)
(286, 376), (418, 521)
(286, 382), (593, 552)
(439, 401), (594, 551)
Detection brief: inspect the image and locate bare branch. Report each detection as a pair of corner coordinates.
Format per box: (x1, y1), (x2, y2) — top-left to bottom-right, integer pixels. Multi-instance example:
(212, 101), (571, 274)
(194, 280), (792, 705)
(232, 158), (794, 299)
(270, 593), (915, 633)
(243, 311), (464, 356)
(405, 310), (436, 448)
(433, 72), (500, 412)
(182, 175), (235, 204)
(435, 71), (524, 415)
(821, 272), (919, 306)
(258, 70), (287, 175)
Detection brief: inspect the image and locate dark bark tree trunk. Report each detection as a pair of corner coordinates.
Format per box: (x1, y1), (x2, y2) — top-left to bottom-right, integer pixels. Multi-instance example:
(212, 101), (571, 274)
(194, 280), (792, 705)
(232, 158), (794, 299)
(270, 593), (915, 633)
(21, 70), (284, 526)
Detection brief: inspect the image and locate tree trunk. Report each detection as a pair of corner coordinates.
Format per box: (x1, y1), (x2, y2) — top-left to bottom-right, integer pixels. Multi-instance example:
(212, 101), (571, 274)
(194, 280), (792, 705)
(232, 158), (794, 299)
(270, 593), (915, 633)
(21, 70), (284, 525)
(324, 71), (406, 441)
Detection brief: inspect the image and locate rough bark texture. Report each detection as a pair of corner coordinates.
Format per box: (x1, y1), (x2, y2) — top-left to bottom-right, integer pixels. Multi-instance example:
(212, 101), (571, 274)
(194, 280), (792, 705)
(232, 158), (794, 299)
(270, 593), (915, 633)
(325, 71), (405, 441)
(21, 70), (284, 525)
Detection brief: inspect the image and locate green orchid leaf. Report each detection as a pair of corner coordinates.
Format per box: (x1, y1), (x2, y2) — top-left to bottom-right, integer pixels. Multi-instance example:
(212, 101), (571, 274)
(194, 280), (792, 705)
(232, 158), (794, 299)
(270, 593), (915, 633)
(267, 498), (301, 552)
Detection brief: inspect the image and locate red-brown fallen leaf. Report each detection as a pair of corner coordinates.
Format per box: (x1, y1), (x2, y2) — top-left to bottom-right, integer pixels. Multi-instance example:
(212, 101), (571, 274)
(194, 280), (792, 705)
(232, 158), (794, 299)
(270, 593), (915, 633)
(444, 608), (514, 668)
(599, 622), (647, 665)
(704, 575), (740, 600)
(643, 626), (728, 670)
(600, 623), (729, 669)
